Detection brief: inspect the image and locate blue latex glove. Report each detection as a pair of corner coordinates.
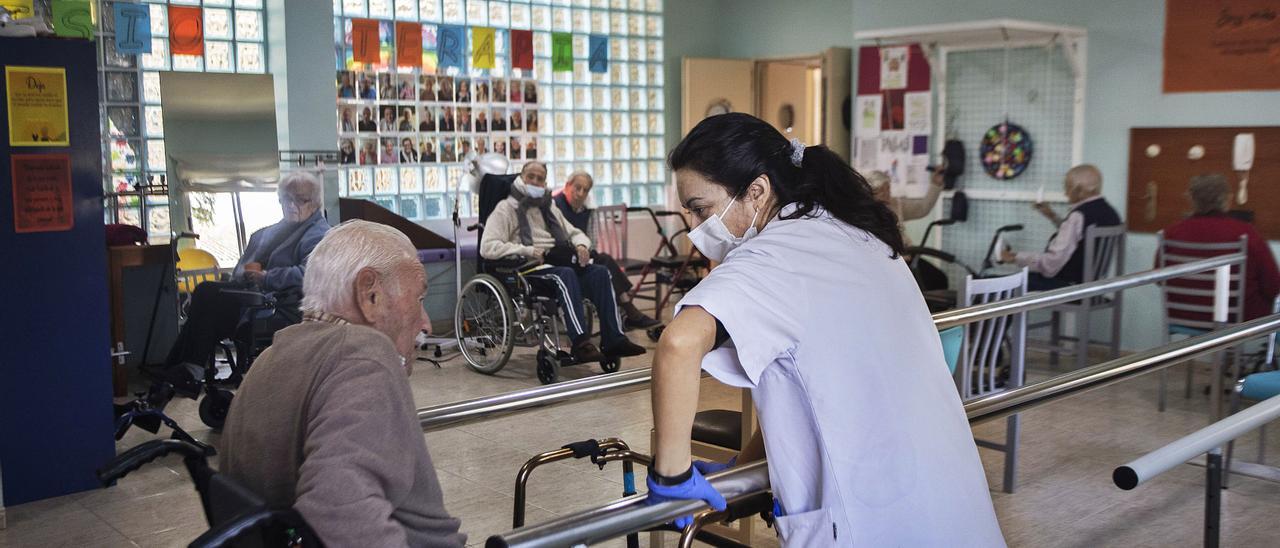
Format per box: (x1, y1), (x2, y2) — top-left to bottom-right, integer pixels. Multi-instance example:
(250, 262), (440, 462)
(692, 456), (736, 476)
(645, 465), (728, 529)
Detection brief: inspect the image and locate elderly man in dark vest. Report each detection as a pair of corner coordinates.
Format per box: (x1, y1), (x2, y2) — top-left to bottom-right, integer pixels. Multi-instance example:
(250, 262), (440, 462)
(479, 162), (647, 363)
(1001, 164), (1122, 291)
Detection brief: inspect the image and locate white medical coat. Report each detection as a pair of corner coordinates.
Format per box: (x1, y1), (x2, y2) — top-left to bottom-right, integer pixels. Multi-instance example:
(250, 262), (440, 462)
(675, 206), (1004, 547)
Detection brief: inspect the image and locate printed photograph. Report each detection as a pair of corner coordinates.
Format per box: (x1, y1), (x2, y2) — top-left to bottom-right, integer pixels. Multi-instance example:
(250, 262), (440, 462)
(358, 138), (379, 165)
(418, 106), (436, 131)
(419, 137), (438, 162)
(337, 71), (356, 99)
(419, 74), (437, 101)
(339, 138), (356, 164)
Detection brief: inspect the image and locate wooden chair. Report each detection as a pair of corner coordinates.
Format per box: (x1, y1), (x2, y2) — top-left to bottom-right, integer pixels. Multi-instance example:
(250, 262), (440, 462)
(1030, 224), (1126, 370)
(1156, 232), (1248, 412)
(959, 268), (1028, 493)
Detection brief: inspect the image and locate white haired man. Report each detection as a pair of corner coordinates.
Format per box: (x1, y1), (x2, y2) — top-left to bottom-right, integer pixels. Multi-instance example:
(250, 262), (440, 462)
(554, 170), (660, 330)
(155, 171), (330, 395)
(220, 220), (465, 547)
(481, 161), (647, 363)
(1000, 164), (1121, 291)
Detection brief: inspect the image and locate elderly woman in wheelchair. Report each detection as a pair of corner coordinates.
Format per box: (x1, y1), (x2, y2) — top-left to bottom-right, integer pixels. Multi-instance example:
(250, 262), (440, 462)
(133, 172), (330, 429)
(458, 161), (645, 384)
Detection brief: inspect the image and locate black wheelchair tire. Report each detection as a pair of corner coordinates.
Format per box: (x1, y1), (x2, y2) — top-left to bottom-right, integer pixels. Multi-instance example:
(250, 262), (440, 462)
(536, 350), (558, 385)
(599, 356), (621, 374)
(198, 389), (234, 430)
(456, 274), (516, 375)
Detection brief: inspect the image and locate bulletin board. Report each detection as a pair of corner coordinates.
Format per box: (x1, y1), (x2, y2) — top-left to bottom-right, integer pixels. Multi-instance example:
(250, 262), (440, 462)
(1126, 126), (1280, 238)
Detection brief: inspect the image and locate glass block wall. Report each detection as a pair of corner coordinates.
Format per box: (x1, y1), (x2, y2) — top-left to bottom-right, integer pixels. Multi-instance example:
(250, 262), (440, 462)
(333, 0), (666, 221)
(97, 0), (268, 241)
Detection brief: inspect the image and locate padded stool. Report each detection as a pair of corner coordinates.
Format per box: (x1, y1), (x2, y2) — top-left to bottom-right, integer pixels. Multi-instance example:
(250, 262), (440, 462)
(692, 409), (743, 452)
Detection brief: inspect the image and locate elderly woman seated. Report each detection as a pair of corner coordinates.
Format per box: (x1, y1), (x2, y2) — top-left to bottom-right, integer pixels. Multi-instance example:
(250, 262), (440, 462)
(153, 171), (330, 396)
(220, 220), (465, 547)
(1161, 173), (1280, 321)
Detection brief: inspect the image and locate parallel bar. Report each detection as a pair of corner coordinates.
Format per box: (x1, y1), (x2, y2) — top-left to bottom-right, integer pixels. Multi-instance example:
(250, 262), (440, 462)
(489, 313), (1280, 548)
(419, 255), (1245, 432)
(1112, 393), (1280, 490)
(933, 253), (1243, 330)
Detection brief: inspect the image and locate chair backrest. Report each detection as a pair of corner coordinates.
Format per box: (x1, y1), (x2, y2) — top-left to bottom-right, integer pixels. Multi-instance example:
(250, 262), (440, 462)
(1082, 224), (1126, 284)
(177, 248), (222, 294)
(958, 268), (1028, 400)
(590, 204), (629, 260)
(1157, 230), (1248, 331)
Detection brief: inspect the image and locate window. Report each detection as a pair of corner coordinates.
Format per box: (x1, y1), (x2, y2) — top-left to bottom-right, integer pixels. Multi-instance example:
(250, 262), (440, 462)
(97, 0), (268, 242)
(333, 0), (665, 221)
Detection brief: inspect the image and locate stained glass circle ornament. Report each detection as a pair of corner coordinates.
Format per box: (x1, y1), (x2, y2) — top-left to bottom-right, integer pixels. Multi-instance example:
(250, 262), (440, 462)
(980, 121), (1033, 180)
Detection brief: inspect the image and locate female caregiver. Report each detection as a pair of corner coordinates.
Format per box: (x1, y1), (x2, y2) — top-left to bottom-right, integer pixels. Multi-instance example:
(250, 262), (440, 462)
(645, 113), (1003, 546)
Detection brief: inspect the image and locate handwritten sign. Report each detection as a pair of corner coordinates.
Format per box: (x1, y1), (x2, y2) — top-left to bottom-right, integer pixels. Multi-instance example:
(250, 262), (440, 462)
(351, 19), (380, 64)
(11, 154), (73, 233)
(5, 66), (70, 147)
(472, 27), (495, 69)
(1165, 0), (1280, 92)
(167, 5), (204, 56)
(112, 3), (150, 54)
(588, 34), (608, 73)
(395, 22), (422, 67)
(551, 32), (573, 72)
(511, 29), (534, 70)
(52, 0), (94, 40)
(437, 25), (465, 69)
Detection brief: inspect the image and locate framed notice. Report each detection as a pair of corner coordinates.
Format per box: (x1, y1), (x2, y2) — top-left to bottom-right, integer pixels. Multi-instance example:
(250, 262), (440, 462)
(5, 66), (70, 146)
(11, 154), (74, 233)
(1164, 0), (1280, 93)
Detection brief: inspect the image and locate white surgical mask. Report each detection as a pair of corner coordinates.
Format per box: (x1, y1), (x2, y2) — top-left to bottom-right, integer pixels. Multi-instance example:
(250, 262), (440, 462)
(524, 183), (547, 199)
(688, 197), (760, 262)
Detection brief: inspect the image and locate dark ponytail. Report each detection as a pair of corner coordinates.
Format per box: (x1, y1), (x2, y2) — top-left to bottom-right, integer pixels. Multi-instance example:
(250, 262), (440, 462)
(668, 113), (904, 257)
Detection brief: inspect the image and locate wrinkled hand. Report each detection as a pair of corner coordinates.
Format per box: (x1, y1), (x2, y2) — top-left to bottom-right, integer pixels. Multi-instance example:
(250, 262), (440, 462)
(645, 466), (727, 529)
(999, 249), (1017, 264)
(244, 269), (266, 285)
(530, 248), (546, 265)
(1033, 202), (1057, 222)
(692, 456), (736, 476)
(576, 245), (591, 266)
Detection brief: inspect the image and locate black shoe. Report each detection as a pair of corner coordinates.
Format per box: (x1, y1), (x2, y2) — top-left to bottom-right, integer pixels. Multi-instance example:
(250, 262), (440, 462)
(603, 338), (646, 358)
(624, 313), (662, 331)
(572, 340), (605, 363)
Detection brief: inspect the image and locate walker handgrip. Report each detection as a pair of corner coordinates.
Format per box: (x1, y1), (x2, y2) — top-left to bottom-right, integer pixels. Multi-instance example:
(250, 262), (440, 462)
(187, 508), (281, 548)
(96, 439), (206, 486)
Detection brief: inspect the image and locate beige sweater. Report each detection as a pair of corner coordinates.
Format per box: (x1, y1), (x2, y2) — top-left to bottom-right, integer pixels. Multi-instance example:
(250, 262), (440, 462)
(220, 321), (464, 548)
(480, 195), (592, 260)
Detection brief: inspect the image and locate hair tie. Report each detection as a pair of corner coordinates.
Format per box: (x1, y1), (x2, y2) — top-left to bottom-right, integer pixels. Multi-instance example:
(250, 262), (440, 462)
(789, 138), (806, 168)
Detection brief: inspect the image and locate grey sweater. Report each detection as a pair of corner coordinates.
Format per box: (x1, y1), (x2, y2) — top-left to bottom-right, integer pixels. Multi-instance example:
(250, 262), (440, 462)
(220, 321), (464, 548)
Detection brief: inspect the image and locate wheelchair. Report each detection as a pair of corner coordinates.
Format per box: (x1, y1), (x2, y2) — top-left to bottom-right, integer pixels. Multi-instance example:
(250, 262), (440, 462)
(98, 439), (319, 548)
(454, 173), (618, 384)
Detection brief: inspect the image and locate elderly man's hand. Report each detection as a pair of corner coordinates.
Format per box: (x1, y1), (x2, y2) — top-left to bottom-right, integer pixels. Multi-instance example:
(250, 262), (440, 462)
(576, 245), (591, 267)
(930, 158), (947, 187)
(999, 249), (1018, 264)
(244, 269), (267, 285)
(1033, 202), (1059, 223)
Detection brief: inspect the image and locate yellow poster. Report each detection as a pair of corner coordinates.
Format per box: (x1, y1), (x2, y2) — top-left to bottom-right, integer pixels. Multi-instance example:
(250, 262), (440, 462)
(0, 0), (34, 19)
(6, 66), (70, 147)
(472, 27), (496, 69)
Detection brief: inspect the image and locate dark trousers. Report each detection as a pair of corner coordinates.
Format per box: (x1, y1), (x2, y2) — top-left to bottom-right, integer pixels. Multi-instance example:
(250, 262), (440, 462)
(1027, 272), (1073, 292)
(165, 281), (248, 368)
(592, 252), (633, 296)
(530, 264), (625, 346)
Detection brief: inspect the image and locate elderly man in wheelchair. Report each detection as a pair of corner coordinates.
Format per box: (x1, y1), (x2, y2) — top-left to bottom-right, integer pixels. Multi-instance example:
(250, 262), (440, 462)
(461, 160), (645, 383)
(130, 171), (330, 430)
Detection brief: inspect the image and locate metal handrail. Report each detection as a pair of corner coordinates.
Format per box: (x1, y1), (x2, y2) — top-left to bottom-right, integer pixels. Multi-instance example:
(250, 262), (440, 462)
(485, 313), (1280, 548)
(1113, 393), (1280, 490)
(419, 253), (1245, 432)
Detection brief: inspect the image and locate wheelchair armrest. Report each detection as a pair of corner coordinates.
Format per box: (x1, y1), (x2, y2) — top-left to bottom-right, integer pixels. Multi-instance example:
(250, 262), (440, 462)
(189, 508), (314, 548)
(467, 222), (484, 232)
(904, 246), (957, 265)
(218, 288), (274, 307)
(97, 439), (207, 486)
(487, 256), (535, 270)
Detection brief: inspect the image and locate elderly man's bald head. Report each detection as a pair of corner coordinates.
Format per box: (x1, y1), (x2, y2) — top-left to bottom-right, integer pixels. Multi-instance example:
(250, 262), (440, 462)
(1064, 164), (1103, 203)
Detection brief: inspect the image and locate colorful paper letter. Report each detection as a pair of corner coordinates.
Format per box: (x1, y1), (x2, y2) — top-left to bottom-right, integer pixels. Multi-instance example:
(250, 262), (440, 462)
(511, 29), (534, 70)
(52, 0), (94, 40)
(588, 35), (608, 73)
(113, 3), (150, 54)
(168, 6), (204, 56)
(437, 25), (465, 69)
(395, 22), (422, 67)
(552, 32), (573, 72)
(351, 19), (380, 64)
(472, 27), (495, 69)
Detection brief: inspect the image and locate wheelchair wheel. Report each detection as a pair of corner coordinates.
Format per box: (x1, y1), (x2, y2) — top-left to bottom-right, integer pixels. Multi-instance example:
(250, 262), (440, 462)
(199, 388), (234, 429)
(600, 355), (621, 374)
(536, 349), (558, 385)
(456, 275), (516, 374)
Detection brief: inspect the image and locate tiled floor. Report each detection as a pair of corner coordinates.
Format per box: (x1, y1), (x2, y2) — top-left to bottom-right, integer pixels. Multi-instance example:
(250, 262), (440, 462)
(3, 332), (1280, 547)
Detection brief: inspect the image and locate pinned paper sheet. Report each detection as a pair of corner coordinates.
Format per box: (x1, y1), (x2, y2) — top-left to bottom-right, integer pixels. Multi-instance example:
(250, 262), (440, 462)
(904, 155), (931, 199)
(855, 95), (881, 138)
(588, 35), (609, 73)
(350, 19), (380, 64)
(471, 27), (495, 69)
(990, 234), (1007, 265)
(52, 0), (94, 40)
(551, 32), (573, 72)
(855, 138), (879, 174)
(0, 0), (33, 18)
(904, 91), (931, 134)
(167, 5), (204, 56)
(1036, 185), (1045, 204)
(880, 46), (909, 90)
(437, 25), (466, 69)
(112, 3), (150, 54)
(10, 153), (73, 233)
(395, 22), (423, 68)
(511, 29), (534, 70)
(5, 66), (69, 147)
